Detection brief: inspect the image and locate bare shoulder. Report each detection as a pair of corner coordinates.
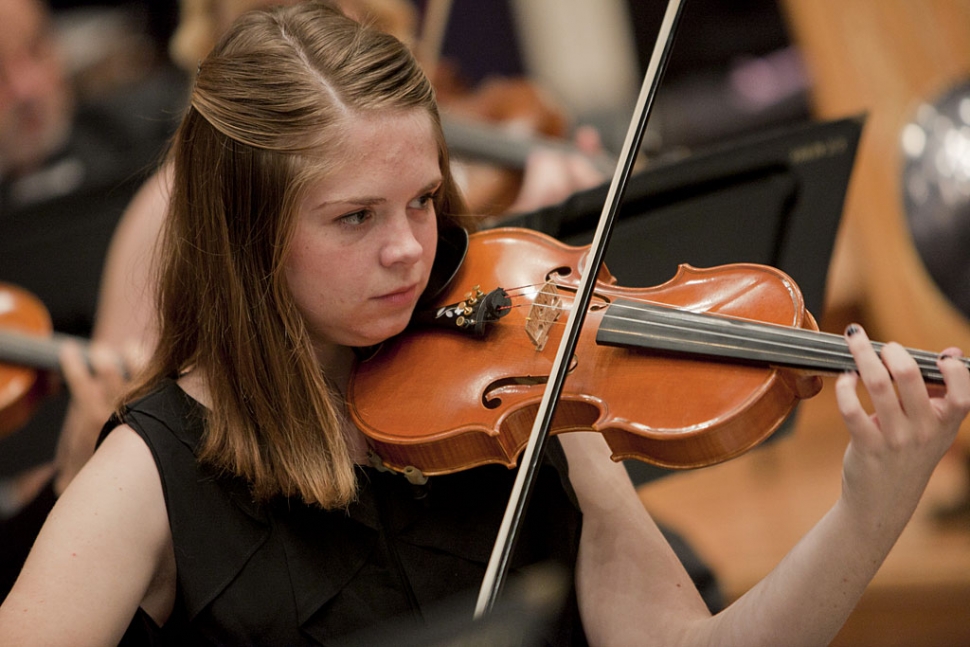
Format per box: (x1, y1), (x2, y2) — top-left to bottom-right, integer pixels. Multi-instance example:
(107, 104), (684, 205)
(0, 425), (174, 646)
(71, 423), (164, 493)
(50, 424), (171, 561)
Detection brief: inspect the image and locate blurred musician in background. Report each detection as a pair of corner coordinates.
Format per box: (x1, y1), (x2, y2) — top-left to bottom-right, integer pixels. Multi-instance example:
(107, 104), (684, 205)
(0, 0), (184, 595)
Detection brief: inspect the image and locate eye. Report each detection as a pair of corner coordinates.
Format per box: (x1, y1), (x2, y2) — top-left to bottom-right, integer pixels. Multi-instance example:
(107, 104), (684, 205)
(409, 188), (439, 211)
(338, 210), (371, 226)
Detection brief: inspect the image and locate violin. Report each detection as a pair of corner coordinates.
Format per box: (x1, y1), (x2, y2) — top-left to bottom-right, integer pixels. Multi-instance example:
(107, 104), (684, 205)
(346, 0), (613, 214)
(349, 227), (967, 477)
(415, 0), (610, 214)
(0, 282), (57, 437)
(0, 282), (91, 437)
(441, 112), (615, 176)
(436, 71), (580, 214)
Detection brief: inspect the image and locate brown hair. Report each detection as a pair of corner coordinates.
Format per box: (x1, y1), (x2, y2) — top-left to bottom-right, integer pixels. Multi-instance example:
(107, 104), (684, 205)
(130, 0), (468, 508)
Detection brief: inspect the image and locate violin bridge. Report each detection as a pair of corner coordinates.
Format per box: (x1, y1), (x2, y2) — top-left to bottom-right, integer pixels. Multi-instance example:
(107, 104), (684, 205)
(526, 282), (562, 351)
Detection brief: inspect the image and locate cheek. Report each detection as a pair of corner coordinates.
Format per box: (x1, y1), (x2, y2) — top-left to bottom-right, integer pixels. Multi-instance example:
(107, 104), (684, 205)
(284, 238), (361, 320)
(284, 242), (328, 314)
(37, 59), (63, 94)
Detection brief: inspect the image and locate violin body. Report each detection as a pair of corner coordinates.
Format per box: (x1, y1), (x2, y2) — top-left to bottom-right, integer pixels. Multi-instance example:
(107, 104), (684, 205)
(348, 227), (823, 475)
(0, 283), (55, 437)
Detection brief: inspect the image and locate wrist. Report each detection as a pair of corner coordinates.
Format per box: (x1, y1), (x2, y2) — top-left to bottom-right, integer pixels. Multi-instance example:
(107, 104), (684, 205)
(831, 490), (913, 558)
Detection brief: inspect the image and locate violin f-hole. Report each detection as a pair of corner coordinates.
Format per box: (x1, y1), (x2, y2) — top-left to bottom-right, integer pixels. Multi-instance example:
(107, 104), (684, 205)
(482, 356), (580, 410)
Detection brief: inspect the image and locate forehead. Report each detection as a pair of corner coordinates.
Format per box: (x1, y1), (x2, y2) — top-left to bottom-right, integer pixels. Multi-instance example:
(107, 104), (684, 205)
(307, 109), (440, 186)
(341, 108), (437, 148)
(0, 0), (46, 60)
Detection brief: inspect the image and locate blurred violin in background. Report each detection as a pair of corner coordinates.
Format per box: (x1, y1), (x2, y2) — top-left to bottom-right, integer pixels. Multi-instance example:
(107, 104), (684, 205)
(407, 0), (614, 214)
(0, 283), (63, 438)
(0, 283), (97, 439)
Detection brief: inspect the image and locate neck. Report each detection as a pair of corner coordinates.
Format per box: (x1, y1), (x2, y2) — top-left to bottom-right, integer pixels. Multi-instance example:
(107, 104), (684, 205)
(317, 344), (356, 395)
(317, 344), (372, 464)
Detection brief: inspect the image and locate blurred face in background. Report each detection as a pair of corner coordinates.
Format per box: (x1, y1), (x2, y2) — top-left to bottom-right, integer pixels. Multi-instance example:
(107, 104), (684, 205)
(0, 0), (73, 176)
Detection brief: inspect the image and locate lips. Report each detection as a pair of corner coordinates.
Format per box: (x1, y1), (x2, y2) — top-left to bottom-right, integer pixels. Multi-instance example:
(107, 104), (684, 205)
(373, 283), (420, 306)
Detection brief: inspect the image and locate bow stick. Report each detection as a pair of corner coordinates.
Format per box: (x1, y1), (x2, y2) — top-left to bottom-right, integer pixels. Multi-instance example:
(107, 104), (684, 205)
(474, 0), (689, 618)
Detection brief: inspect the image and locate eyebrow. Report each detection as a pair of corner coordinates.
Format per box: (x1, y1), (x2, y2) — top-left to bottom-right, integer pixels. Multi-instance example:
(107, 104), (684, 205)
(318, 178), (443, 208)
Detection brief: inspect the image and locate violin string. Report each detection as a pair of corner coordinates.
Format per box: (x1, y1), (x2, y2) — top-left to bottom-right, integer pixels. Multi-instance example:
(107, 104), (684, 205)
(494, 288), (967, 382)
(500, 285), (568, 318)
(503, 286), (591, 317)
(597, 299), (965, 383)
(501, 284), (547, 296)
(604, 304), (855, 370)
(603, 299), (897, 369)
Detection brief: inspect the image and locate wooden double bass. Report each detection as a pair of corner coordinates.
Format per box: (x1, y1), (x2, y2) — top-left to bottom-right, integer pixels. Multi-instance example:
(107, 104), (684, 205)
(779, 0), (970, 371)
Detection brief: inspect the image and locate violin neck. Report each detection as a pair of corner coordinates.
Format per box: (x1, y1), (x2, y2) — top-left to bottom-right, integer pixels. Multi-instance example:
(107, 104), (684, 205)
(597, 298), (967, 384)
(0, 329), (86, 373)
(441, 115), (616, 176)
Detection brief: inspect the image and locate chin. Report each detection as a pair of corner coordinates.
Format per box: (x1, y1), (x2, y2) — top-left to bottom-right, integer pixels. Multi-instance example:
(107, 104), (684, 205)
(353, 319), (412, 348)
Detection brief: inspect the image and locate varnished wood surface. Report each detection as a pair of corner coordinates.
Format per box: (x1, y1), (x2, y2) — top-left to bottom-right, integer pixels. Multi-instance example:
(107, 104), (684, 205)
(635, 4), (970, 644)
(639, 363), (970, 646)
(777, 0), (970, 353)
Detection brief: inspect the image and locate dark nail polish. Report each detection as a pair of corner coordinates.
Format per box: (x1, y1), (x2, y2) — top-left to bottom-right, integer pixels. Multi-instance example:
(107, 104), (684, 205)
(845, 324), (860, 337)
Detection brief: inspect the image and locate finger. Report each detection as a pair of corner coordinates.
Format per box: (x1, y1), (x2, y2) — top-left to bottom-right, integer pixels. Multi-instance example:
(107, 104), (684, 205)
(565, 153), (606, 191)
(120, 341), (148, 378)
(58, 340), (95, 398)
(844, 324), (905, 432)
(89, 344), (132, 407)
(88, 343), (125, 379)
(879, 341), (931, 425)
(937, 348), (970, 424)
(511, 150), (573, 213)
(834, 367), (869, 429)
(573, 125), (604, 156)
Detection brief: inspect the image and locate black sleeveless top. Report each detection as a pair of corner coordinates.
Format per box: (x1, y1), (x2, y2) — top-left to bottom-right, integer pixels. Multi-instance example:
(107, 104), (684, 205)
(109, 379), (587, 646)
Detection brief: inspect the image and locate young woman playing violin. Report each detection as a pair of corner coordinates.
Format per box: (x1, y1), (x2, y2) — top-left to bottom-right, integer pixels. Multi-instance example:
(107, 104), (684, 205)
(1, 2), (968, 645)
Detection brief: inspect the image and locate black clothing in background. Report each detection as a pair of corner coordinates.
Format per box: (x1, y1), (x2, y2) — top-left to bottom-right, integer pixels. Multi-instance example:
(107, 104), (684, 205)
(0, 67), (185, 477)
(0, 478), (56, 598)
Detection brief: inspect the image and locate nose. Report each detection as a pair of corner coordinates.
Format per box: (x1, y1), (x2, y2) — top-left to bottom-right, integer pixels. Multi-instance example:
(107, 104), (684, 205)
(2, 47), (58, 105)
(379, 212), (427, 268)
